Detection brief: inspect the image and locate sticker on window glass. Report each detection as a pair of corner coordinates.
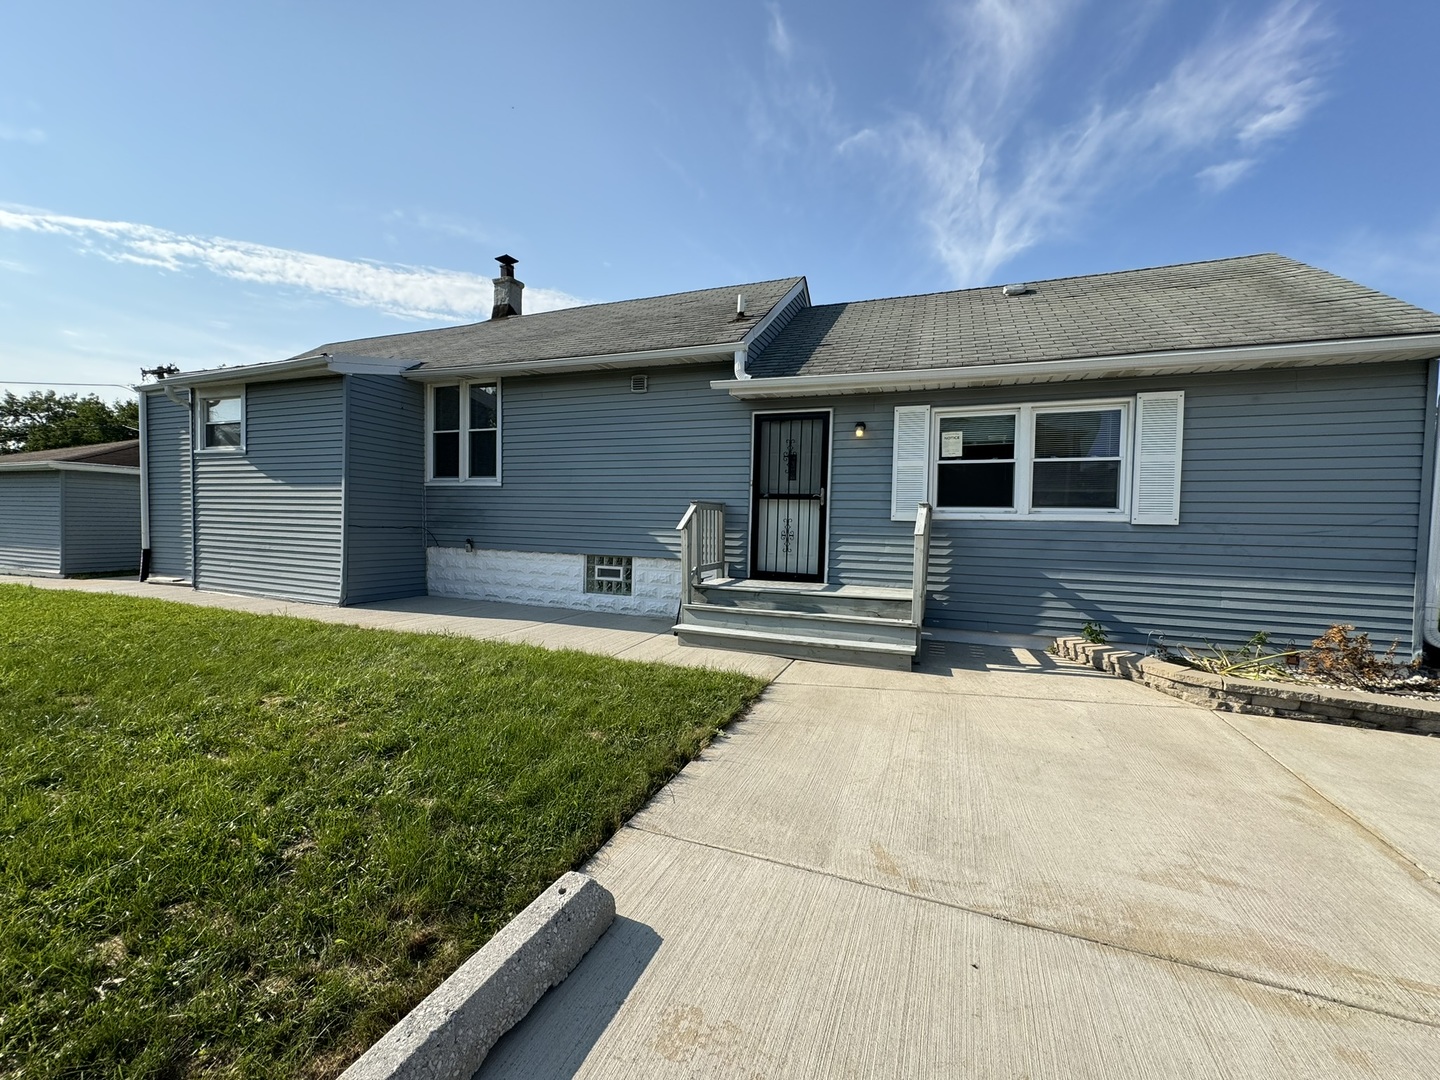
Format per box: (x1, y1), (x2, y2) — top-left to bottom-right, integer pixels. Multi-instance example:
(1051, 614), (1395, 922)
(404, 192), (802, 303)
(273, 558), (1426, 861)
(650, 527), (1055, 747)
(941, 430), (964, 458)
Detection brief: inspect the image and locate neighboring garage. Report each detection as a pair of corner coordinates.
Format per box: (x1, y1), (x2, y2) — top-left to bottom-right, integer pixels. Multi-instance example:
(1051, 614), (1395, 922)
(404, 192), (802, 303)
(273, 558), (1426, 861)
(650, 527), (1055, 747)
(0, 440), (142, 576)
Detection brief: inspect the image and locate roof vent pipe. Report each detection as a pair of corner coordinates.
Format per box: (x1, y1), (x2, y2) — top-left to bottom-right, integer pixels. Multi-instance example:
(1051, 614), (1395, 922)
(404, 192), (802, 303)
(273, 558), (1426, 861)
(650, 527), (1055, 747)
(492, 255), (524, 319)
(736, 293), (746, 319)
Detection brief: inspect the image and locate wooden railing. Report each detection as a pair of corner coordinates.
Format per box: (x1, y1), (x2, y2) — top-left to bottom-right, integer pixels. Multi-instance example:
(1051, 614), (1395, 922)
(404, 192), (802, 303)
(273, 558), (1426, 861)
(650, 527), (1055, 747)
(912, 502), (933, 627)
(676, 501), (727, 607)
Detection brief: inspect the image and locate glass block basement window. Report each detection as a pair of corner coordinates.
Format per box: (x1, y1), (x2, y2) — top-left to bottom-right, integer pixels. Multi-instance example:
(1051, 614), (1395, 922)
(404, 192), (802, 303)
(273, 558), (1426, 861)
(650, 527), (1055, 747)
(585, 555), (633, 595)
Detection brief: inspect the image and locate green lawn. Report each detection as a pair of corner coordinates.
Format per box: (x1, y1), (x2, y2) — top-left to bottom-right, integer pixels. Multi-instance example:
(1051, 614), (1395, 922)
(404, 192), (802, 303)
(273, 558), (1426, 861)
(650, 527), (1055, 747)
(0, 586), (766, 1078)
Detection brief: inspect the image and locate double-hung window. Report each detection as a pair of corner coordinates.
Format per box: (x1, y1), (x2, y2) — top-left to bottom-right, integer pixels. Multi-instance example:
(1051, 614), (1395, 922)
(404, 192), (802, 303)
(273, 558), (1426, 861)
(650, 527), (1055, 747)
(932, 401), (1129, 518)
(197, 389), (244, 452)
(429, 381), (500, 483)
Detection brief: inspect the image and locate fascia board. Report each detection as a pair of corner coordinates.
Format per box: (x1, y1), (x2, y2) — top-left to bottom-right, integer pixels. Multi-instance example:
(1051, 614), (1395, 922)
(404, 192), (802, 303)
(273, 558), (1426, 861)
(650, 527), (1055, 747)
(714, 334), (1440, 398)
(0, 462), (140, 476)
(403, 344), (738, 381)
(148, 356), (332, 390)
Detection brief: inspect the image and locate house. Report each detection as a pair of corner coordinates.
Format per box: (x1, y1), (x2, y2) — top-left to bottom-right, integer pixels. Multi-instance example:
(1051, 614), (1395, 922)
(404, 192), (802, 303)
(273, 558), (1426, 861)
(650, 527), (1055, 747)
(138, 255), (1440, 666)
(0, 439), (142, 577)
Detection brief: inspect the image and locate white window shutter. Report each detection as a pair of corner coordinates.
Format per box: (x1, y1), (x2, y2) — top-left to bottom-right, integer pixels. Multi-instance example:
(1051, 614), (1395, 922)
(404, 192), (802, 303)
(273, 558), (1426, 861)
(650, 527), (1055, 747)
(891, 405), (931, 521)
(1131, 391), (1184, 525)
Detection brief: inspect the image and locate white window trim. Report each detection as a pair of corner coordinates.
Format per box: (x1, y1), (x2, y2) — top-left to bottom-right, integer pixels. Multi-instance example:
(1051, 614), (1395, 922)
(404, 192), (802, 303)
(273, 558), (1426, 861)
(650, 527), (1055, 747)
(195, 386), (246, 454)
(426, 379), (502, 485)
(931, 398), (1132, 520)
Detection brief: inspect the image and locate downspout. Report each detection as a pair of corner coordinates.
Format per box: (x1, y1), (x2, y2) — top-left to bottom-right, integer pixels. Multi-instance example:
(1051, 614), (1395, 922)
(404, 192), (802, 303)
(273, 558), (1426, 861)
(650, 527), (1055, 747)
(733, 348), (750, 381)
(1420, 357), (1440, 650)
(138, 391), (151, 580)
(338, 374), (350, 606)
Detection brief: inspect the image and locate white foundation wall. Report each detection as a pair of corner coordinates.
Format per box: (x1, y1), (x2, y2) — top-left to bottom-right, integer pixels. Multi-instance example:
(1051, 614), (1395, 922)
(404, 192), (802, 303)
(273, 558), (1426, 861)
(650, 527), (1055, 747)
(427, 547), (682, 617)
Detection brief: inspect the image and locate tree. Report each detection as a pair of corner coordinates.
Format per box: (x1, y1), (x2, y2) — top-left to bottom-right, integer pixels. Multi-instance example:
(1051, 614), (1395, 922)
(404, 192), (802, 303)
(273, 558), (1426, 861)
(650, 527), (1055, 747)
(0, 391), (139, 454)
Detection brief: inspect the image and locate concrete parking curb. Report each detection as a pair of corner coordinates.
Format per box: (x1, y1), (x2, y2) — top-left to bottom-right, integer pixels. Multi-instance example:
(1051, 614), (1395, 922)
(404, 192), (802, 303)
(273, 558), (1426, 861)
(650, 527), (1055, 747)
(340, 871), (616, 1080)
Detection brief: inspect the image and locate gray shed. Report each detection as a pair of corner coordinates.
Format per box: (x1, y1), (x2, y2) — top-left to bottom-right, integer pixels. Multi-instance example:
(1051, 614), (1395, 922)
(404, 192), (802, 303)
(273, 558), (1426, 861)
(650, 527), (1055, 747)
(0, 440), (142, 576)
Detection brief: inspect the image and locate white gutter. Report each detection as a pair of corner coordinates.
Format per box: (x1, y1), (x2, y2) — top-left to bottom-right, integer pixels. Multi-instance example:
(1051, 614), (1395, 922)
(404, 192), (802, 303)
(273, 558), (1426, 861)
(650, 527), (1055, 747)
(153, 355), (332, 389)
(0, 461), (140, 475)
(403, 343), (738, 382)
(714, 333), (1440, 398)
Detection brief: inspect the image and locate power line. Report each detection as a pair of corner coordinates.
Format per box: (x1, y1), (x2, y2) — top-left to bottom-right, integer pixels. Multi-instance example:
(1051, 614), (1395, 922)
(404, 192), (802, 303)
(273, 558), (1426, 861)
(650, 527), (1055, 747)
(1, 381), (139, 392)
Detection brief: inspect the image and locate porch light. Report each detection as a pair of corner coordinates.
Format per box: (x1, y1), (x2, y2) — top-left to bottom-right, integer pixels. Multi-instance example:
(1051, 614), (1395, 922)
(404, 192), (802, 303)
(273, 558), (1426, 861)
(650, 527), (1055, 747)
(854, 421), (866, 438)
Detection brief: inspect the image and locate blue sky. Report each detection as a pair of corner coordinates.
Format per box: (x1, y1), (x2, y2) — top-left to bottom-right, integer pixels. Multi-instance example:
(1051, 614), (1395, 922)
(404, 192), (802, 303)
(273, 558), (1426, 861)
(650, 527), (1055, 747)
(2, 0), (1438, 403)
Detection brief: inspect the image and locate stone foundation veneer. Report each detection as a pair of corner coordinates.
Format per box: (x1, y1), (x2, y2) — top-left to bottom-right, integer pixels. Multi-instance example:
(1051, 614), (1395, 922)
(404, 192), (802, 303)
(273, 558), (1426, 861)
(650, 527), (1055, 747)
(427, 546), (681, 618)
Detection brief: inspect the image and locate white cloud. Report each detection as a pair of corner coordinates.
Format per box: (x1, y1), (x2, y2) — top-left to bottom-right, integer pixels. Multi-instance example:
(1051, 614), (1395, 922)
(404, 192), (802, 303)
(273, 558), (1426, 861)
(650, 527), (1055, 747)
(0, 206), (585, 321)
(1197, 158), (1256, 192)
(886, 0), (1333, 284)
(766, 3), (794, 61)
(0, 123), (45, 143)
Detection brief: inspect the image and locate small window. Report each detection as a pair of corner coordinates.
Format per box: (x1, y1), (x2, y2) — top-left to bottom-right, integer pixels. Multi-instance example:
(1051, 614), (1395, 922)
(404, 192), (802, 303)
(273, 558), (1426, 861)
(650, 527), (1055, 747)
(432, 385), (460, 478)
(429, 381), (501, 482)
(200, 392), (243, 450)
(468, 383), (498, 479)
(585, 555), (633, 595)
(1032, 407), (1123, 510)
(936, 413), (1017, 509)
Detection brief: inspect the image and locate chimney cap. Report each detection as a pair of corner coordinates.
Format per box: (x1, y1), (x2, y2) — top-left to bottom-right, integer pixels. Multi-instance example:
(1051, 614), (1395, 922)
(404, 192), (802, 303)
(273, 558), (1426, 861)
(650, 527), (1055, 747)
(495, 254), (519, 279)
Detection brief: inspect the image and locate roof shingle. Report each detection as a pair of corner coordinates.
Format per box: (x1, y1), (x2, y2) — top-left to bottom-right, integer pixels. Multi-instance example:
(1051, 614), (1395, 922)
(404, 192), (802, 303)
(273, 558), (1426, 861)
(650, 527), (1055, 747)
(0, 439), (140, 467)
(294, 277), (805, 370)
(747, 255), (1440, 379)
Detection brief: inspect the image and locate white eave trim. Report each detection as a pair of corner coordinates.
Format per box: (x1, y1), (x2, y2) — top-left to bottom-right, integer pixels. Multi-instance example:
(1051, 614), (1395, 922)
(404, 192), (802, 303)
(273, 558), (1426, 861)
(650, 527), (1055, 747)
(0, 461), (140, 476)
(713, 334), (1440, 398)
(136, 354), (418, 392)
(403, 343), (739, 382)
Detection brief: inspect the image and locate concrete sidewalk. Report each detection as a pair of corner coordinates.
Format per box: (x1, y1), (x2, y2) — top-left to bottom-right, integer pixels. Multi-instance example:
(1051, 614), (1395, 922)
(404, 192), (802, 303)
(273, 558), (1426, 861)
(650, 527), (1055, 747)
(10, 575), (1440, 1074)
(0, 574), (789, 679)
(478, 647), (1440, 1077)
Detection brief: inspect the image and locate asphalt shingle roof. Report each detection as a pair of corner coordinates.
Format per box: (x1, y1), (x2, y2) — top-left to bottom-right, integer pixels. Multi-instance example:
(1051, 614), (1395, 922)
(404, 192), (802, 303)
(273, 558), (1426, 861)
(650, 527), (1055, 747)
(294, 277), (805, 370)
(747, 255), (1440, 379)
(0, 439), (140, 467)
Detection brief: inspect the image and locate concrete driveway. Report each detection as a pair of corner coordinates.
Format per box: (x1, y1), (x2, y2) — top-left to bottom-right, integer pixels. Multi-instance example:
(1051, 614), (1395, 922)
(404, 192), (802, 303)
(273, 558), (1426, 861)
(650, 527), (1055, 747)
(479, 639), (1440, 1078)
(7, 576), (1439, 1073)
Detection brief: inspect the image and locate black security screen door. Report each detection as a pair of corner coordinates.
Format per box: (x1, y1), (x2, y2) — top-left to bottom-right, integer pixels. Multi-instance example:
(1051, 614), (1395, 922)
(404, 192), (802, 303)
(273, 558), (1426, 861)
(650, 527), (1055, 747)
(751, 412), (829, 582)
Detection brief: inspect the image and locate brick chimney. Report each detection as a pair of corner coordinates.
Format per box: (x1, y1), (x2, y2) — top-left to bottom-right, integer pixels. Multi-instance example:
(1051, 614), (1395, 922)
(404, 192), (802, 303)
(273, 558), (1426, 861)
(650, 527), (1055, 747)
(492, 254), (523, 319)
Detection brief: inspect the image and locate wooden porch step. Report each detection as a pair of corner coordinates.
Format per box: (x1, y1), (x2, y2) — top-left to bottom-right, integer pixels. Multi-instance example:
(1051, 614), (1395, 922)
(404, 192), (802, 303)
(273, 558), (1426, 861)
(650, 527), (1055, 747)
(693, 579), (913, 620)
(678, 603), (918, 647)
(673, 623), (916, 671)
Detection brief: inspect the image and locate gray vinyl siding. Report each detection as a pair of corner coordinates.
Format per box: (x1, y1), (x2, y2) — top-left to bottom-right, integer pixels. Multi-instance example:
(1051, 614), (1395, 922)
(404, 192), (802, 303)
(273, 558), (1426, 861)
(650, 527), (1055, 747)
(424, 364), (755, 571)
(805, 361), (1432, 651)
(343, 375), (426, 603)
(144, 390), (193, 579)
(194, 378), (345, 604)
(0, 472), (62, 574)
(60, 470), (141, 574)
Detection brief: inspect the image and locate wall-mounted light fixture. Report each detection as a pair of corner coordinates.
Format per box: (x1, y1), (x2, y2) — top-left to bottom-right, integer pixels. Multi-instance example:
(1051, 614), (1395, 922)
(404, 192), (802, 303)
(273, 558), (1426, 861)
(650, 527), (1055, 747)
(465, 538), (475, 552)
(854, 421), (867, 438)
